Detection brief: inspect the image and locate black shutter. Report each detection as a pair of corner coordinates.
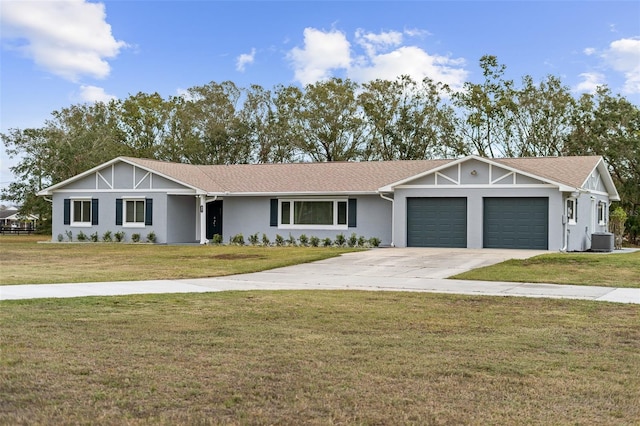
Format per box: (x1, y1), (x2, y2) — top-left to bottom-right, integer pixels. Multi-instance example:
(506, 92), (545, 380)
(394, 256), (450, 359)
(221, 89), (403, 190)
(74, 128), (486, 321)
(348, 198), (357, 228)
(115, 199), (123, 225)
(63, 199), (71, 225)
(270, 199), (278, 227)
(575, 200), (578, 222)
(91, 199), (99, 225)
(145, 198), (153, 225)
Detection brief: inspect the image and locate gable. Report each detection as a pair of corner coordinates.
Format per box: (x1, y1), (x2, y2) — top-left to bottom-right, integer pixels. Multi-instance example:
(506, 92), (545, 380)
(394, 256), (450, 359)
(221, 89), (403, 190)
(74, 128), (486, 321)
(397, 158), (550, 188)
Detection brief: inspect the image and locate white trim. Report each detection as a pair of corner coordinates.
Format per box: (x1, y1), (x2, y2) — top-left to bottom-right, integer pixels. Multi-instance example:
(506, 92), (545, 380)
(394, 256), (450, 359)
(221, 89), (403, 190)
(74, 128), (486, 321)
(394, 184), (556, 189)
(70, 198), (92, 227)
(134, 171), (151, 189)
(566, 197), (577, 225)
(123, 198), (146, 227)
(278, 198), (349, 230)
(49, 189), (196, 194)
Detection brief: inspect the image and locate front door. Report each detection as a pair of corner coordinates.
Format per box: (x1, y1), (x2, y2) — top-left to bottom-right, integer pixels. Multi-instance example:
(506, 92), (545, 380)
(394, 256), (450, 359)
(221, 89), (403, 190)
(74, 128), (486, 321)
(206, 200), (223, 239)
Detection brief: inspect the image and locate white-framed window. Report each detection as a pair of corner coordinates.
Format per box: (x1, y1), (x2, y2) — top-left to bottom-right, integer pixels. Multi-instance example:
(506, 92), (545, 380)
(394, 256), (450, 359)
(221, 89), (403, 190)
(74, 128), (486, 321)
(597, 201), (607, 225)
(279, 199), (348, 229)
(124, 198), (146, 227)
(72, 198), (92, 226)
(566, 198), (577, 224)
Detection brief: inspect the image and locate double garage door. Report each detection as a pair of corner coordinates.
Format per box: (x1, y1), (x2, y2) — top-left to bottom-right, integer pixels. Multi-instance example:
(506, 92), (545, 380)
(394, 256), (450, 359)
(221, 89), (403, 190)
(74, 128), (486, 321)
(407, 197), (548, 249)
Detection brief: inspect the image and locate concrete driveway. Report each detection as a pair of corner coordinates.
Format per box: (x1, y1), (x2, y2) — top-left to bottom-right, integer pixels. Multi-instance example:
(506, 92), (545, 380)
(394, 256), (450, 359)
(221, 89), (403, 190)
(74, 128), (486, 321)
(3, 247), (638, 304)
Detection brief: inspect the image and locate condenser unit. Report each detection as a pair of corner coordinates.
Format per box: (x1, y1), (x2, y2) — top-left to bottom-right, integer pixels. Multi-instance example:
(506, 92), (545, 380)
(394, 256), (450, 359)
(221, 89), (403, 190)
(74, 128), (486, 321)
(591, 232), (614, 252)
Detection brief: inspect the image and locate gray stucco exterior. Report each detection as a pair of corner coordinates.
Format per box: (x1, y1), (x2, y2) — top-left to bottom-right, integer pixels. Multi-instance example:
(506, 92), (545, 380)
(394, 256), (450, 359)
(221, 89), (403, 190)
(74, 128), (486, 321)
(41, 156), (619, 251)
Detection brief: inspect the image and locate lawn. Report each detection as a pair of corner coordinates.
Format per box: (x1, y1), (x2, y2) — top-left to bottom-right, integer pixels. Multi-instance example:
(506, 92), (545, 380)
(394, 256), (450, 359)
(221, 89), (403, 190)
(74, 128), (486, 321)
(0, 235), (359, 285)
(451, 251), (640, 288)
(1, 291), (638, 424)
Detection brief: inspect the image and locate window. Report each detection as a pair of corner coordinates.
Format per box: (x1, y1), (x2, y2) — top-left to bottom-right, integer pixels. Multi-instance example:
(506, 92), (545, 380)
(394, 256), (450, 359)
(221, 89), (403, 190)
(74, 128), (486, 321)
(126, 200), (145, 224)
(279, 199), (348, 229)
(566, 198), (577, 224)
(116, 198), (152, 227)
(597, 201), (607, 225)
(65, 198), (97, 226)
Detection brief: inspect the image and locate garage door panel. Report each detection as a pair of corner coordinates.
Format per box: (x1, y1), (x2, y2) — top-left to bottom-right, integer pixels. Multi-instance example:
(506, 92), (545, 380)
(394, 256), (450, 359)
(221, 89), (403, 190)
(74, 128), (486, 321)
(407, 198), (467, 248)
(484, 197), (548, 249)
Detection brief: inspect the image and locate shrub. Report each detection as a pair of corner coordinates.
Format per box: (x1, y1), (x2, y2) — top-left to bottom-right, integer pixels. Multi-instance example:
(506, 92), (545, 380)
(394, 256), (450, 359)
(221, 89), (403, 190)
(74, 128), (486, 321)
(102, 231), (113, 242)
(309, 236), (320, 247)
(211, 234), (223, 245)
(90, 232), (99, 242)
(348, 233), (358, 247)
(287, 234), (297, 246)
(248, 232), (260, 246)
(65, 230), (73, 241)
(131, 233), (141, 243)
(275, 234), (285, 246)
(114, 231), (126, 242)
(262, 233), (270, 246)
(298, 234), (309, 246)
(368, 237), (381, 247)
(322, 237), (333, 247)
(57, 234), (64, 242)
(335, 233), (346, 247)
(230, 233), (245, 246)
(358, 235), (367, 247)
(77, 231), (87, 242)
(146, 231), (157, 243)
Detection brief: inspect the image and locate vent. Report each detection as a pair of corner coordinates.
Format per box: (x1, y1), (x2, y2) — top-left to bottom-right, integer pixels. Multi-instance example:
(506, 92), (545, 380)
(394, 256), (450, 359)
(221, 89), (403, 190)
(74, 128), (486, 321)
(591, 233), (614, 252)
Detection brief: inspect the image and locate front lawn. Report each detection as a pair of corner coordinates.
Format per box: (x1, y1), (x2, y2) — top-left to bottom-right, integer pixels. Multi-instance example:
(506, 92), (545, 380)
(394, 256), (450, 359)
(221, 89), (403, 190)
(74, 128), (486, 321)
(0, 235), (358, 285)
(1, 291), (638, 424)
(451, 250), (640, 288)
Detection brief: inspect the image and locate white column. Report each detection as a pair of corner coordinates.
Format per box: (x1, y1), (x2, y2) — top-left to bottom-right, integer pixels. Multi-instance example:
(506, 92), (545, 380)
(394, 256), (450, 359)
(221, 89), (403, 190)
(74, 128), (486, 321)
(199, 195), (207, 244)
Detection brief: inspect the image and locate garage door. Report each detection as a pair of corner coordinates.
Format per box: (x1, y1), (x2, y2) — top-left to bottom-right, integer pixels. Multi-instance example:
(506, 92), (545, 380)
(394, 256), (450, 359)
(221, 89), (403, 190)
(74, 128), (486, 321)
(407, 197), (467, 247)
(484, 197), (548, 249)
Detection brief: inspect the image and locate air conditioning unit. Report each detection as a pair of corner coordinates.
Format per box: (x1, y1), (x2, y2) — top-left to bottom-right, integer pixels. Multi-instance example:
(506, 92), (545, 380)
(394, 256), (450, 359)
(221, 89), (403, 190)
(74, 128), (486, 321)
(591, 232), (614, 252)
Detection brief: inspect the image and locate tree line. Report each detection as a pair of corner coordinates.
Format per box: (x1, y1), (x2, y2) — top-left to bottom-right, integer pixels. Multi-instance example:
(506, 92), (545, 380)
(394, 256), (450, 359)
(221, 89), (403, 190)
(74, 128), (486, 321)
(2, 56), (639, 240)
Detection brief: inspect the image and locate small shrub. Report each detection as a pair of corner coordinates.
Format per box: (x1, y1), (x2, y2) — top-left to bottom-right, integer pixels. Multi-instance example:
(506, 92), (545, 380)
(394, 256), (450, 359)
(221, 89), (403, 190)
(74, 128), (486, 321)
(131, 233), (141, 243)
(248, 232), (260, 246)
(287, 234), (297, 246)
(57, 234), (63, 242)
(90, 232), (99, 242)
(358, 235), (367, 247)
(335, 233), (346, 247)
(298, 234), (309, 246)
(65, 230), (73, 242)
(114, 231), (125, 242)
(211, 234), (223, 245)
(77, 231), (87, 242)
(275, 234), (285, 246)
(262, 233), (270, 246)
(309, 236), (320, 247)
(146, 231), (157, 243)
(322, 237), (333, 247)
(102, 231), (113, 242)
(348, 233), (358, 247)
(368, 237), (381, 247)
(230, 233), (245, 246)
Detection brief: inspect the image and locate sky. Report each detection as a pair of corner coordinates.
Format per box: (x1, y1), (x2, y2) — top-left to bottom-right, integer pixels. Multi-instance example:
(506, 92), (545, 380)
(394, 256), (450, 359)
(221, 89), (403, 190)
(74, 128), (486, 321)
(1, 0), (639, 192)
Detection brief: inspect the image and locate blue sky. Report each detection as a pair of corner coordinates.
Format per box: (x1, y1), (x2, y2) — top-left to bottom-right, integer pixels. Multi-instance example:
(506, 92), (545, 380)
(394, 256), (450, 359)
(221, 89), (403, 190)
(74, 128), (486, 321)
(1, 1), (639, 190)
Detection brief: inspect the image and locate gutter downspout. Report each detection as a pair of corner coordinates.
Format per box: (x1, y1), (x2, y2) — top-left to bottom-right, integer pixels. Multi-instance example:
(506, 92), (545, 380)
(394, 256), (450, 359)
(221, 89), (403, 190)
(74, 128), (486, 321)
(379, 193), (395, 247)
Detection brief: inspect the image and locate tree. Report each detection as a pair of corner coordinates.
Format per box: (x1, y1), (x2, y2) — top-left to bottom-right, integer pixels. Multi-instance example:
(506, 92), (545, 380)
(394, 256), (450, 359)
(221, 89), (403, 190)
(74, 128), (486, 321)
(453, 55), (514, 157)
(293, 78), (366, 162)
(359, 75), (457, 160)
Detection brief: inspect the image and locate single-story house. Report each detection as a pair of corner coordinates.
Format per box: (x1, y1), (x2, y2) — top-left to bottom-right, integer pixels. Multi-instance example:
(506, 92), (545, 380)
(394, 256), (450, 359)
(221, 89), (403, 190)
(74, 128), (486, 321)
(0, 208), (39, 230)
(37, 155), (619, 251)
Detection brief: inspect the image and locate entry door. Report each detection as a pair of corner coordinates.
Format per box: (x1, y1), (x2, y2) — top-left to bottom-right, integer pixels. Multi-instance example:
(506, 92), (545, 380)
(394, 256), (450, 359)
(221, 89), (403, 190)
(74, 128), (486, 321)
(206, 200), (223, 239)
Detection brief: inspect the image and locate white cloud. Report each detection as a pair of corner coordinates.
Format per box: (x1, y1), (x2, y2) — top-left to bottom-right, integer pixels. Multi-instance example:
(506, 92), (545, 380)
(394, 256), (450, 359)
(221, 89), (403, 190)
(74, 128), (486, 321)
(575, 72), (607, 94)
(287, 28), (351, 85)
(236, 48), (256, 72)
(583, 47), (596, 56)
(0, 0), (126, 81)
(287, 27), (468, 90)
(603, 37), (640, 94)
(78, 85), (116, 103)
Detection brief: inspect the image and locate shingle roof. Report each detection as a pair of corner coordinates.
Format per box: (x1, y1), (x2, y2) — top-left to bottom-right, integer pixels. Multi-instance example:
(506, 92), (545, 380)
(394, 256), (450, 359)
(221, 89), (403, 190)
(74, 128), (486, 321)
(122, 157), (452, 194)
(493, 156), (602, 188)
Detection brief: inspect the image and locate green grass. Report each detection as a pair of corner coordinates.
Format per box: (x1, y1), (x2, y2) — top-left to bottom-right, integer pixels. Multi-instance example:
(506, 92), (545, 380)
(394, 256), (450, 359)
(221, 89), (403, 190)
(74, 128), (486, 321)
(0, 235), (359, 285)
(452, 251), (640, 288)
(1, 291), (638, 424)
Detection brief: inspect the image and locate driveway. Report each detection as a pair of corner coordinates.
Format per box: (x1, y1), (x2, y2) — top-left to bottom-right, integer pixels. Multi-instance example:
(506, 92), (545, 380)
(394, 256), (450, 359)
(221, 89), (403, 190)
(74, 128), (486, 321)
(2, 248), (639, 303)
